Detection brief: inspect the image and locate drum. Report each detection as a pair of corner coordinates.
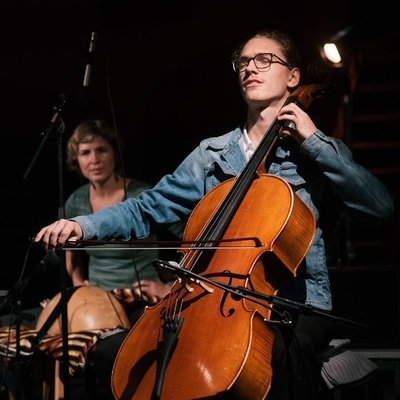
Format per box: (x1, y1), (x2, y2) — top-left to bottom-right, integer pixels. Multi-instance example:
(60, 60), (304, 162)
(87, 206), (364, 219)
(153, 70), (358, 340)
(35, 286), (130, 335)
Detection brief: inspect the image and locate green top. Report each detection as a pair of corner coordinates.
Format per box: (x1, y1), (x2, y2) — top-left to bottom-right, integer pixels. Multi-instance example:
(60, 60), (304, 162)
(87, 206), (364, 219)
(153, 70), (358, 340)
(64, 179), (159, 290)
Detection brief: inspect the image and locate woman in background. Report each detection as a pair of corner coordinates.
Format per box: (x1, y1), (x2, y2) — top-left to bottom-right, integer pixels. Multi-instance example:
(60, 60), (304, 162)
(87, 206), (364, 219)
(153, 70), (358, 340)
(64, 119), (172, 301)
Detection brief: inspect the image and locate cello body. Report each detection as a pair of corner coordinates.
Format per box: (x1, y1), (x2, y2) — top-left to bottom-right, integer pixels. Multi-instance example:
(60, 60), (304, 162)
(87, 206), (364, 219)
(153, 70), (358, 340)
(111, 174), (315, 400)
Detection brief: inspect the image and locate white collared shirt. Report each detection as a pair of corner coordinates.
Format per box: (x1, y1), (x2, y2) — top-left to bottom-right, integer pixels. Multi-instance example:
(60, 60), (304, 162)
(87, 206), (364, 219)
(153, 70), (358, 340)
(239, 126), (255, 161)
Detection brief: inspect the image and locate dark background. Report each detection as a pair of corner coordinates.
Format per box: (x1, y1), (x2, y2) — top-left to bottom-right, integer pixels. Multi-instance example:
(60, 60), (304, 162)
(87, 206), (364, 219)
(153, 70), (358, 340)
(0, 0), (398, 346)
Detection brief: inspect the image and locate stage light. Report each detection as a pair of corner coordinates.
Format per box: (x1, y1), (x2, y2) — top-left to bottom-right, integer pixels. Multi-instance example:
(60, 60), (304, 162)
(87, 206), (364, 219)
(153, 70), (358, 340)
(319, 26), (353, 68)
(322, 43), (342, 64)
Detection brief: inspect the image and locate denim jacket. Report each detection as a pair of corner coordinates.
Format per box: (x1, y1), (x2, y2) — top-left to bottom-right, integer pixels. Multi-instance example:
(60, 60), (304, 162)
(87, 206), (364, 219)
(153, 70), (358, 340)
(74, 126), (394, 311)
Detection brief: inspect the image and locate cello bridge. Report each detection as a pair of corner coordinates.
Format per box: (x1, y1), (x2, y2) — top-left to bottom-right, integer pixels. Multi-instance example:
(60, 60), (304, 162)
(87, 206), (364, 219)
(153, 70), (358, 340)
(182, 277), (214, 294)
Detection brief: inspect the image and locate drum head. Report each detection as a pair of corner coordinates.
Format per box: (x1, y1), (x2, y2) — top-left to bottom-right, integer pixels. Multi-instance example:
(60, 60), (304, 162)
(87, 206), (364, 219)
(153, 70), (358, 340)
(35, 286), (130, 335)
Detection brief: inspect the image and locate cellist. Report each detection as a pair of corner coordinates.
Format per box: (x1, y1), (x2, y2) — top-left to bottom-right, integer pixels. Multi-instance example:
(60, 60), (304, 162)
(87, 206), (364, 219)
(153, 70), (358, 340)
(35, 28), (394, 400)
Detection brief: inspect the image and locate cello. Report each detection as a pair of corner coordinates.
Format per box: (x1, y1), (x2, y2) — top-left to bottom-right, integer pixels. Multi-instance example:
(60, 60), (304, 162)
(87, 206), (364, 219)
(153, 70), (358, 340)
(111, 84), (328, 400)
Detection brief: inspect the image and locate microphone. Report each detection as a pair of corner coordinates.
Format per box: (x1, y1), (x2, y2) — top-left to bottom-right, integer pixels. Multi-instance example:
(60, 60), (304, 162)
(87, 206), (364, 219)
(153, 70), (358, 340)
(36, 250), (60, 273)
(80, 31), (97, 107)
(0, 251), (60, 312)
(152, 259), (181, 282)
(82, 31), (97, 87)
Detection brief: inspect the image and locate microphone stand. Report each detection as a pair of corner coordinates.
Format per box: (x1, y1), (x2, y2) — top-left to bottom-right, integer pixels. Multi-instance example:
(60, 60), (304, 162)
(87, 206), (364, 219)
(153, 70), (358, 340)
(0, 290), (23, 400)
(0, 251), (60, 400)
(22, 94), (71, 400)
(154, 259), (370, 331)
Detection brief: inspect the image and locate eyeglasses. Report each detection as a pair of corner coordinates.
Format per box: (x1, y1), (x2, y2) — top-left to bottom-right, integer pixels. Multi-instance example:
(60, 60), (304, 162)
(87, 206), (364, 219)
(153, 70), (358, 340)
(232, 52), (290, 73)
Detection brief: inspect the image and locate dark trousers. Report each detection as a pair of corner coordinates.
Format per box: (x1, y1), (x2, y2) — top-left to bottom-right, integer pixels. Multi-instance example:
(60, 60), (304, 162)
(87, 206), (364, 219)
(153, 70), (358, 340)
(266, 312), (334, 400)
(90, 330), (129, 400)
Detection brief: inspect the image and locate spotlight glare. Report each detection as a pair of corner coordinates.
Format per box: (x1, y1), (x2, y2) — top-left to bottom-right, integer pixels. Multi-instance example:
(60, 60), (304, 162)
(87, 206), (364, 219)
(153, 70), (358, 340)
(323, 43), (342, 64)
